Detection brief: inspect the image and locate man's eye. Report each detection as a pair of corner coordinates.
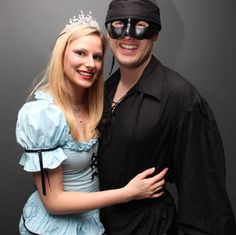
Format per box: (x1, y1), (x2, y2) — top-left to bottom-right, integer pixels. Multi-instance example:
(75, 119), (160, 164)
(136, 21), (149, 29)
(112, 21), (124, 28)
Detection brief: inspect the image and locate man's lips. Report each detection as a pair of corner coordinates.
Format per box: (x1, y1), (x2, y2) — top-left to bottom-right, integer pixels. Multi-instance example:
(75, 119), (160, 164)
(120, 43), (138, 50)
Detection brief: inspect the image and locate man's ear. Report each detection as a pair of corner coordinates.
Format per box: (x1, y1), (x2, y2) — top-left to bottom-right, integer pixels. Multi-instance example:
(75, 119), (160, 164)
(152, 33), (159, 42)
(106, 32), (111, 39)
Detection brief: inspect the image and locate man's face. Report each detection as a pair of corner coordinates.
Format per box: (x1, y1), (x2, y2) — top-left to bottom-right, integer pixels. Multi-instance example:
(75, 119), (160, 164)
(107, 18), (158, 69)
(106, 19), (158, 40)
(108, 32), (158, 69)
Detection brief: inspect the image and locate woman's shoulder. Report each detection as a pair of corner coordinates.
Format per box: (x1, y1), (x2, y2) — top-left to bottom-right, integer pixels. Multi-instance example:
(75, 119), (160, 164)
(18, 91), (67, 125)
(19, 91), (59, 114)
(16, 91), (69, 146)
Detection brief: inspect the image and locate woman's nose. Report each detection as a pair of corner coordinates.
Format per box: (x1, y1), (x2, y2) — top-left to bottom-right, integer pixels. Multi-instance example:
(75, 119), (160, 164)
(85, 56), (95, 68)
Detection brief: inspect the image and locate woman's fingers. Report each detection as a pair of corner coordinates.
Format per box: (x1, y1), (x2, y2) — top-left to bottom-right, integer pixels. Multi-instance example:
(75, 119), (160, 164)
(136, 167), (168, 181)
(146, 168), (168, 196)
(136, 167), (156, 179)
(145, 167), (168, 187)
(152, 167), (168, 181)
(127, 167), (168, 200)
(149, 191), (164, 198)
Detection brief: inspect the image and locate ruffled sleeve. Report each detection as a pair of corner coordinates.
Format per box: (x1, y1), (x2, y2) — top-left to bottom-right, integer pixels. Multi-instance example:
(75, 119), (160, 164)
(16, 93), (69, 194)
(16, 96), (69, 171)
(173, 95), (236, 234)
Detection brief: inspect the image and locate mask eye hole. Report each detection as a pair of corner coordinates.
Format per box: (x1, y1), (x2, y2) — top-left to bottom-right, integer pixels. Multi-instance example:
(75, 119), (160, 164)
(135, 21), (149, 29)
(111, 20), (125, 28)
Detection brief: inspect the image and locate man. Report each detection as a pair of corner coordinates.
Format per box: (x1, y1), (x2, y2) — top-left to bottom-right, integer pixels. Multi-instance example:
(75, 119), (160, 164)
(98, 0), (236, 234)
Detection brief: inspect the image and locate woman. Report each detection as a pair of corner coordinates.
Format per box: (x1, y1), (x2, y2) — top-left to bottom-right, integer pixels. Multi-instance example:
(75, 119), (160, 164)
(16, 12), (167, 235)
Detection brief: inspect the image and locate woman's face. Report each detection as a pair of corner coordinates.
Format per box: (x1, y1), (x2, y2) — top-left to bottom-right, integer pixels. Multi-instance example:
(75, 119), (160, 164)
(63, 33), (103, 91)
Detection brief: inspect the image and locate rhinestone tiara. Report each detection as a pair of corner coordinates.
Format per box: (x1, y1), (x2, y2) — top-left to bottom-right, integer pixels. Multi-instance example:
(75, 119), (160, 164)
(64, 11), (100, 32)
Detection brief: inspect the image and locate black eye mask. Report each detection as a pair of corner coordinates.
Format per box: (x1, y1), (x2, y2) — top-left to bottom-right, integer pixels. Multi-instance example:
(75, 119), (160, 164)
(106, 18), (158, 40)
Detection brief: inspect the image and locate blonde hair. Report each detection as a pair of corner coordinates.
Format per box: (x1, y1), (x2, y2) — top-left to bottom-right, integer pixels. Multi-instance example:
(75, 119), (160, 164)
(28, 24), (106, 140)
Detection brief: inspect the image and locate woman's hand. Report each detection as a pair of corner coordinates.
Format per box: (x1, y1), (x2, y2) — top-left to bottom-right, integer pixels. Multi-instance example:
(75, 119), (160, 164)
(35, 166), (168, 214)
(123, 167), (168, 201)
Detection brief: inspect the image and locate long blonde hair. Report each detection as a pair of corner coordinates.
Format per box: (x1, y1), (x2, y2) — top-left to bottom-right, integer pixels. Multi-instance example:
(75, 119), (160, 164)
(28, 24), (106, 140)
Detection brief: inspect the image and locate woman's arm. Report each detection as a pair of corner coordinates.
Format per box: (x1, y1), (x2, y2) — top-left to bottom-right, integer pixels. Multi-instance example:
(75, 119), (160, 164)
(34, 166), (167, 215)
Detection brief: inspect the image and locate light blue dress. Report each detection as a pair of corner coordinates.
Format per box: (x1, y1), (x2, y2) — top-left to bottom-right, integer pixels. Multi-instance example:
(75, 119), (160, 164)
(16, 91), (105, 235)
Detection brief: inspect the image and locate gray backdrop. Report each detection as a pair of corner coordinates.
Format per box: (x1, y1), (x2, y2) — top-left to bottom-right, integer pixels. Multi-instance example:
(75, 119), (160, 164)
(0, 0), (235, 234)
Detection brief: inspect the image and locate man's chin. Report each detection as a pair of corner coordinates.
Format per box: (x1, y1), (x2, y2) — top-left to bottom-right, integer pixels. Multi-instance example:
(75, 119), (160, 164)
(117, 59), (139, 69)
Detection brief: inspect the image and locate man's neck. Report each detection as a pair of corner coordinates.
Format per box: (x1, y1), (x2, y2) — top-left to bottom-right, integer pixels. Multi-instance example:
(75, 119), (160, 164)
(119, 55), (152, 90)
(113, 55), (152, 103)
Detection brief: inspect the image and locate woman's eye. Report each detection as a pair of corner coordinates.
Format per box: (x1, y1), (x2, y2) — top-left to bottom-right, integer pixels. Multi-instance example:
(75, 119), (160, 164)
(75, 50), (85, 56)
(94, 54), (102, 61)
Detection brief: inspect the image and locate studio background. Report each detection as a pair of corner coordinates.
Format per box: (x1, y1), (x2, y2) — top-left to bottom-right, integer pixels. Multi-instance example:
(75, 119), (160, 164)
(0, 0), (235, 234)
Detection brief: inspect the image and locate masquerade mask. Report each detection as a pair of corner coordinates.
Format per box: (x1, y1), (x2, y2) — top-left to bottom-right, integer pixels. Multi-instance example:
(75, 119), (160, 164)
(106, 18), (158, 40)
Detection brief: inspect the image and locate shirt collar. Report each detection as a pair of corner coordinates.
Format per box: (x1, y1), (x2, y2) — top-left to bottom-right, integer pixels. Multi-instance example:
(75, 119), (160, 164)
(105, 55), (163, 101)
(134, 55), (163, 101)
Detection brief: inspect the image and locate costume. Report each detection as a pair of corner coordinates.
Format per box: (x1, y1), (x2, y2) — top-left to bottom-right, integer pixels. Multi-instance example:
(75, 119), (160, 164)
(16, 91), (105, 235)
(98, 56), (236, 235)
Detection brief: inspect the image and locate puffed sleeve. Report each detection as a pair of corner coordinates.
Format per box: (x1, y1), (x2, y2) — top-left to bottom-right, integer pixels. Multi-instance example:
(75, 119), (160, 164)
(173, 95), (236, 234)
(16, 98), (69, 194)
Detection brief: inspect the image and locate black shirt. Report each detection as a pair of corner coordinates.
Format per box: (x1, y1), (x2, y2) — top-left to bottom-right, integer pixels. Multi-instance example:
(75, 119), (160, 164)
(98, 56), (236, 235)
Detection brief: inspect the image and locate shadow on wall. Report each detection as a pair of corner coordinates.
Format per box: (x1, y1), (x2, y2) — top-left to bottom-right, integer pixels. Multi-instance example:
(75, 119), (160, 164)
(152, 0), (183, 223)
(155, 0), (184, 68)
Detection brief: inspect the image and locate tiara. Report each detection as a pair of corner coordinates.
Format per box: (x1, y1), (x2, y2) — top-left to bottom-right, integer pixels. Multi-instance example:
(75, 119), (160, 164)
(64, 11), (100, 32)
